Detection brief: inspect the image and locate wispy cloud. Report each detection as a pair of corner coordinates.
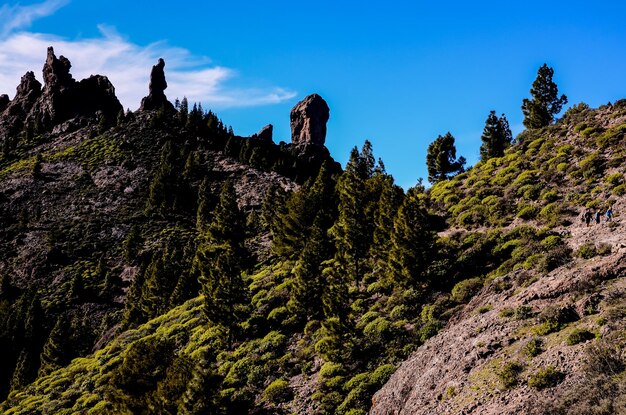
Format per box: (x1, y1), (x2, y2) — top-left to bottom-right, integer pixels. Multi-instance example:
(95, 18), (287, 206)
(0, 0), (69, 37)
(0, 2), (296, 110)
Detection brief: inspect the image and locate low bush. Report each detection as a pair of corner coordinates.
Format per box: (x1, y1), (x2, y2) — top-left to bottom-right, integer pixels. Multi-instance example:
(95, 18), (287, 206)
(576, 243), (598, 259)
(262, 378), (292, 403)
(497, 361), (523, 389)
(566, 329), (595, 345)
(451, 278), (483, 304)
(523, 337), (543, 358)
(528, 365), (565, 389)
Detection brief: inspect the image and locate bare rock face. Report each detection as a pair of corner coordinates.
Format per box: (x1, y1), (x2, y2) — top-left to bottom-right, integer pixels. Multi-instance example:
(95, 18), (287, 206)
(290, 94), (329, 147)
(253, 124), (273, 142)
(140, 58), (175, 112)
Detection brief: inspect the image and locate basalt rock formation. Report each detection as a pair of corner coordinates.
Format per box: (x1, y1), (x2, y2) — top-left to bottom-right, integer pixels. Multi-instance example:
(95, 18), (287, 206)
(0, 47), (122, 142)
(139, 58), (175, 113)
(290, 93), (329, 147)
(252, 124), (273, 142)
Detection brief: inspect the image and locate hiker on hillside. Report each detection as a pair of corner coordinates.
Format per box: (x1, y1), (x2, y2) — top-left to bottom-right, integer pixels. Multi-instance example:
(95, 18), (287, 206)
(584, 210), (593, 227)
(606, 206), (613, 222)
(595, 210), (601, 224)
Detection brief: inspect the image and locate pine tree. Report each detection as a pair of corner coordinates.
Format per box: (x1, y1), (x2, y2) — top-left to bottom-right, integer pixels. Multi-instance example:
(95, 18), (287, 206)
(68, 274), (84, 304)
(426, 132), (466, 183)
(38, 313), (71, 376)
(196, 177), (213, 231)
(196, 181), (249, 345)
(272, 161), (336, 259)
(141, 240), (184, 319)
(480, 111), (512, 160)
(387, 185), (435, 290)
(320, 259), (352, 361)
(329, 147), (371, 282)
(289, 213), (333, 321)
(178, 347), (220, 415)
(11, 295), (44, 390)
(369, 175), (404, 285)
(146, 141), (180, 215)
(522, 64), (568, 129)
(123, 224), (142, 263)
(179, 97), (189, 126)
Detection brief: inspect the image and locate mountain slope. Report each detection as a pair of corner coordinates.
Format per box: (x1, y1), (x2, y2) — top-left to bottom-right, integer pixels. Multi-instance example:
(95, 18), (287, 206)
(371, 102), (626, 414)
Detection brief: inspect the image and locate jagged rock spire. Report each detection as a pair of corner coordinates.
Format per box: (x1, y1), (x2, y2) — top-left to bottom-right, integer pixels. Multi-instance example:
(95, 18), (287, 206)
(140, 58), (175, 112)
(43, 46), (74, 92)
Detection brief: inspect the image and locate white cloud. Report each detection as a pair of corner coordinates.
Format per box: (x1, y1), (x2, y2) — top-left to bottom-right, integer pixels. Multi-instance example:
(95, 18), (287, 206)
(0, 0), (69, 37)
(0, 4), (296, 110)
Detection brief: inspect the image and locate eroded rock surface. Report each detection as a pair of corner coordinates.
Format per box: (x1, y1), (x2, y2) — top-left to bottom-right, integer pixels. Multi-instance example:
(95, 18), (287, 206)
(290, 94), (329, 147)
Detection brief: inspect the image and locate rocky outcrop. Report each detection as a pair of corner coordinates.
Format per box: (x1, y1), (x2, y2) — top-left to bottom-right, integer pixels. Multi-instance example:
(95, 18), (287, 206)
(0, 71), (42, 136)
(252, 124), (273, 142)
(0, 47), (122, 139)
(140, 58), (175, 113)
(290, 94), (329, 147)
(0, 95), (9, 112)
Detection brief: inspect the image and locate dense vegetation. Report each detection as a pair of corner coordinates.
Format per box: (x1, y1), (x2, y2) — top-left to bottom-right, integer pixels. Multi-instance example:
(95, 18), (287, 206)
(1, 64), (625, 414)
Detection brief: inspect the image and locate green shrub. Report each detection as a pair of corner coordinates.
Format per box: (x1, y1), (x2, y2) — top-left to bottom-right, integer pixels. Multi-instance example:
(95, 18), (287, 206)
(579, 154), (604, 179)
(576, 243), (597, 259)
(613, 184), (626, 196)
(605, 172), (624, 186)
(451, 278), (483, 303)
(597, 243), (612, 256)
(262, 378), (292, 403)
(566, 329), (595, 345)
(497, 361), (523, 389)
(476, 304), (493, 314)
(517, 204), (540, 220)
(515, 305), (534, 320)
(499, 308), (515, 318)
(523, 337), (543, 358)
(528, 365), (564, 389)
(540, 190), (559, 202)
(541, 235), (563, 250)
(533, 321), (561, 335)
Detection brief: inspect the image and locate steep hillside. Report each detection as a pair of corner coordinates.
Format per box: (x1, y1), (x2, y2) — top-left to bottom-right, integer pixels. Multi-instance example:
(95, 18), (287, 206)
(371, 103), (626, 414)
(2, 49), (626, 415)
(0, 47), (335, 402)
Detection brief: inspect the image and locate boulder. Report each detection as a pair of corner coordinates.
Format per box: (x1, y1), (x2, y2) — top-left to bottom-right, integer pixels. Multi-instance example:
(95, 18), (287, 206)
(140, 58), (175, 112)
(290, 94), (329, 147)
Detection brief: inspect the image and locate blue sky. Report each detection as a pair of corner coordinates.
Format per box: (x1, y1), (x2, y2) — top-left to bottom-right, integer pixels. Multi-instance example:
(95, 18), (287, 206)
(2, 1), (626, 187)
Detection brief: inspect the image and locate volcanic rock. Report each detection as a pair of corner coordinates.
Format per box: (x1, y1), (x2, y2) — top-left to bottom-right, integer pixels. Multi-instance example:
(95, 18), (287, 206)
(290, 94), (329, 147)
(42, 46), (74, 92)
(0, 47), (122, 142)
(253, 124), (273, 142)
(140, 58), (175, 112)
(77, 75), (122, 119)
(0, 95), (9, 112)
